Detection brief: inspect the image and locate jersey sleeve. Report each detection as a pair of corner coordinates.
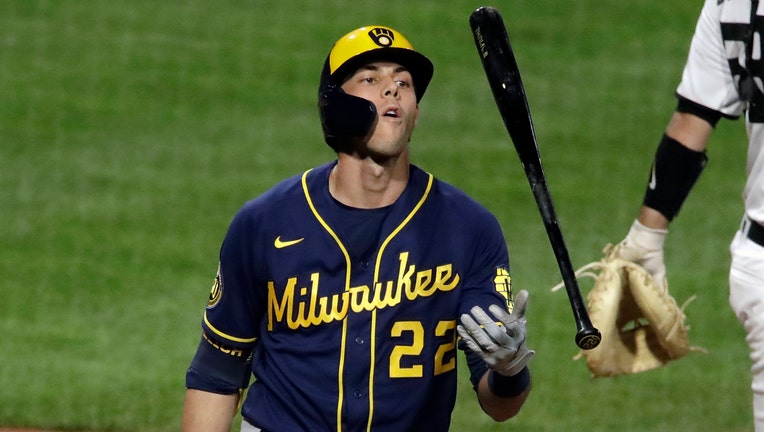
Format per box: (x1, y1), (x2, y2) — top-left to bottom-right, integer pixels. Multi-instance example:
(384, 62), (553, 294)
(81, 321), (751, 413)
(458, 210), (512, 314)
(186, 203), (264, 393)
(675, 0), (747, 118)
(201, 203), (263, 351)
(457, 209), (513, 387)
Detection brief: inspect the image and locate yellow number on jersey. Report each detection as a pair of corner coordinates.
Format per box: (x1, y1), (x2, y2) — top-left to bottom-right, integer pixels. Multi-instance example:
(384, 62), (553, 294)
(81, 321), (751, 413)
(434, 320), (456, 375)
(389, 320), (457, 378)
(390, 321), (424, 378)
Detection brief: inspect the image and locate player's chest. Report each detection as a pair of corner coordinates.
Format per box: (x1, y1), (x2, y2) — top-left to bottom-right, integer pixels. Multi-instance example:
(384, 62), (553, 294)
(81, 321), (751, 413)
(265, 235), (463, 298)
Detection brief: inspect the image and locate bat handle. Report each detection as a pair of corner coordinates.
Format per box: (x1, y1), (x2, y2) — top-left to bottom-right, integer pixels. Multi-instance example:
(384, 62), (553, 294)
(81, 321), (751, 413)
(555, 233), (602, 350)
(568, 279), (601, 350)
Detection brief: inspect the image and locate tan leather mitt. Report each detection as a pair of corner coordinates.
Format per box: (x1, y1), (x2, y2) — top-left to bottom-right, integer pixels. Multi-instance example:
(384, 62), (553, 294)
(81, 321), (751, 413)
(554, 244), (705, 377)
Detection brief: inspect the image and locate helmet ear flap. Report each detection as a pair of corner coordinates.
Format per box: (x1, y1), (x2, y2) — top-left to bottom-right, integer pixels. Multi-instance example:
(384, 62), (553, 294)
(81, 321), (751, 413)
(319, 84), (377, 149)
(318, 58), (378, 150)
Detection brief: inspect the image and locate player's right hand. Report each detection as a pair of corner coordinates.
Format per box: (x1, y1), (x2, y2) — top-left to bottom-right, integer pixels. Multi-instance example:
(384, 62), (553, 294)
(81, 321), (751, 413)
(457, 290), (535, 377)
(616, 219), (668, 289)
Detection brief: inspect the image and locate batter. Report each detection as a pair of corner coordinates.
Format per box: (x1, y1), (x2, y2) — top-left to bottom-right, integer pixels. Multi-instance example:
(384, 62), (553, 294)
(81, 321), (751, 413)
(182, 25), (534, 432)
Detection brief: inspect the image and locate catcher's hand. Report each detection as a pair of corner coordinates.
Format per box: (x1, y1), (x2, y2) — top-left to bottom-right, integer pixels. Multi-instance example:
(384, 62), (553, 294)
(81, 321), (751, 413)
(457, 290), (535, 377)
(615, 219), (668, 289)
(553, 245), (705, 377)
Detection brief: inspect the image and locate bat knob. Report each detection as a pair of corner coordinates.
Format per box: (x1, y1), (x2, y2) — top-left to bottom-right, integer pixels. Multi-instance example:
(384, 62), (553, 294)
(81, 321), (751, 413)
(575, 327), (602, 350)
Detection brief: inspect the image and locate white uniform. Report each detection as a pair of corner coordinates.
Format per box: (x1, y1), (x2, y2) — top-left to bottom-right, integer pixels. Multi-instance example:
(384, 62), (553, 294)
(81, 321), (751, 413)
(678, 0), (764, 429)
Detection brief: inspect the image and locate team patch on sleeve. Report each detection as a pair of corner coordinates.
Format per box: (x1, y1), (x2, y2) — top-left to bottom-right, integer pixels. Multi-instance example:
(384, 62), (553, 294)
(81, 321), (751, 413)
(493, 266), (513, 311)
(207, 263), (223, 309)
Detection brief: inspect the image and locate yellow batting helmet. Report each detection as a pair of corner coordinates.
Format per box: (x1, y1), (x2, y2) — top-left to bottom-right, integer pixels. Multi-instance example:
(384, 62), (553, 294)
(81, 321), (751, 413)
(326, 25), (434, 101)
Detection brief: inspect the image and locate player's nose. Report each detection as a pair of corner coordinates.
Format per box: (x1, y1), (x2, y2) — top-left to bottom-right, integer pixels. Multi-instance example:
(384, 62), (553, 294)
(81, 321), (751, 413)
(382, 79), (399, 98)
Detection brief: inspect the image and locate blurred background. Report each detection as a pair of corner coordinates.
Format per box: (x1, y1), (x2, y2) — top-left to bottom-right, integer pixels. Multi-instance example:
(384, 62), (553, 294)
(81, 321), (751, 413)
(0, 0), (751, 430)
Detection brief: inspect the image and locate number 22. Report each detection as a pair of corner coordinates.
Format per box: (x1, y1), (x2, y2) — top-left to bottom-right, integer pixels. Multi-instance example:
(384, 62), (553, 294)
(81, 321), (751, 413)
(389, 320), (456, 378)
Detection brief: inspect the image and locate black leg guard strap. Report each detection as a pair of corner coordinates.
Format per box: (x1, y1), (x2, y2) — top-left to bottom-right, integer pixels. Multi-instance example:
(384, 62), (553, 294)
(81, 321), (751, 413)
(642, 134), (708, 221)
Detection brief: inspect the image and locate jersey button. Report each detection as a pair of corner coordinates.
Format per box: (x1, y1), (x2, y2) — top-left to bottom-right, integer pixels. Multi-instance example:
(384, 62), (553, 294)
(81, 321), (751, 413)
(353, 391), (363, 398)
(354, 337), (365, 345)
(361, 261), (369, 269)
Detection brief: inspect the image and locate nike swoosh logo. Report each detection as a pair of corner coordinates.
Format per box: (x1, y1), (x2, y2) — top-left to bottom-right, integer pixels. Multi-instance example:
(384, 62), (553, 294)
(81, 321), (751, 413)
(274, 236), (305, 249)
(648, 164), (657, 190)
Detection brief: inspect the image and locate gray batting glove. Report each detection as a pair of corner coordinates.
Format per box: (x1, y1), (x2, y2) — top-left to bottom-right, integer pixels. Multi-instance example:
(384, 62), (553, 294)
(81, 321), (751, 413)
(617, 219), (668, 289)
(457, 289), (535, 377)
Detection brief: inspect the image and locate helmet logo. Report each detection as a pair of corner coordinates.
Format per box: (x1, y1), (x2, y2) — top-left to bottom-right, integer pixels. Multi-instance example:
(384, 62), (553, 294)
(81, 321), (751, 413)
(368, 28), (394, 47)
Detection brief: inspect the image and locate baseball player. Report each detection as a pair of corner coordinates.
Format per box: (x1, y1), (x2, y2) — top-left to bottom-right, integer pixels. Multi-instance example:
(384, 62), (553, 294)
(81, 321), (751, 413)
(611, 0), (764, 429)
(181, 25), (534, 432)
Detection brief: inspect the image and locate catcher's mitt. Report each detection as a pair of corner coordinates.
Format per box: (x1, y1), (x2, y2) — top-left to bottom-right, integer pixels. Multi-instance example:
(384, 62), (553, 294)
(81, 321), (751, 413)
(552, 244), (705, 377)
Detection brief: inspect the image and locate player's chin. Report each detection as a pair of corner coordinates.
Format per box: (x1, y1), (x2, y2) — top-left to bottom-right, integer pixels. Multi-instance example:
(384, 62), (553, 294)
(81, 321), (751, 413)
(364, 135), (410, 157)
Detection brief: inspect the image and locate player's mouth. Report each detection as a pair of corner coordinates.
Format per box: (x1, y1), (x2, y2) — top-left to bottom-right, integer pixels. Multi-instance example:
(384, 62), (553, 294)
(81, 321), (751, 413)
(381, 106), (400, 118)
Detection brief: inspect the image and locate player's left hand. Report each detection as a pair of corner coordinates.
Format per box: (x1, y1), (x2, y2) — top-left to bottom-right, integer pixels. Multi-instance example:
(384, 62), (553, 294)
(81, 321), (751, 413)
(457, 290), (535, 377)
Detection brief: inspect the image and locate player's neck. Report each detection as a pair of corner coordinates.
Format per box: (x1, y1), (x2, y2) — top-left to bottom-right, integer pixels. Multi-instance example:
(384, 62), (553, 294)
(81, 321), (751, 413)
(330, 154), (409, 209)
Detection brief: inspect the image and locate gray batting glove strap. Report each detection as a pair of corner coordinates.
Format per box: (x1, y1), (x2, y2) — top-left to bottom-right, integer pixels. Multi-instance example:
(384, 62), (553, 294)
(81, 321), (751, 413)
(457, 290), (535, 377)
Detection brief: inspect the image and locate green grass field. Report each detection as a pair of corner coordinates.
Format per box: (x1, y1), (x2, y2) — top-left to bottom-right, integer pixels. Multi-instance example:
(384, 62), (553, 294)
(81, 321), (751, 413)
(0, 0), (753, 431)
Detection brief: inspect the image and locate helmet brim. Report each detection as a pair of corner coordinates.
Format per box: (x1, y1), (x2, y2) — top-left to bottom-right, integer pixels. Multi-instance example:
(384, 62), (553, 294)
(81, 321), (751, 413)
(330, 47), (433, 102)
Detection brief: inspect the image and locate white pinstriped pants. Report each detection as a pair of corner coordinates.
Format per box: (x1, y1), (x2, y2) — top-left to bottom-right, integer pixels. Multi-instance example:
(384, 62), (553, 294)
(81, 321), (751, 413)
(730, 219), (764, 432)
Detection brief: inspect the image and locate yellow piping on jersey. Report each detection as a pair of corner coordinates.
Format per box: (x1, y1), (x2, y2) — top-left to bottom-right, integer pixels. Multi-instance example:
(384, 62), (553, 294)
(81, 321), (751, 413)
(300, 169), (354, 431)
(203, 312), (258, 343)
(366, 171), (433, 432)
(301, 167), (434, 431)
(372, 172), (434, 282)
(300, 168), (353, 292)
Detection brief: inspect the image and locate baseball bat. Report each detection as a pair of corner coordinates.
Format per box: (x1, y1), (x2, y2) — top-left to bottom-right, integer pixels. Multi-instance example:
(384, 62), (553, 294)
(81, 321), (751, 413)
(469, 6), (601, 350)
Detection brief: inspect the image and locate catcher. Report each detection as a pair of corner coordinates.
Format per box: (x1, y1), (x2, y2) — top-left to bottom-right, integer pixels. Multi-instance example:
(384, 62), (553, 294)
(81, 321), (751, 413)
(555, 0), (764, 384)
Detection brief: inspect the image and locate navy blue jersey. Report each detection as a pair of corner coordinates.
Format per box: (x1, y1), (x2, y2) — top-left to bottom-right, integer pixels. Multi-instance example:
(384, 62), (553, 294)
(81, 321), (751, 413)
(200, 161), (512, 431)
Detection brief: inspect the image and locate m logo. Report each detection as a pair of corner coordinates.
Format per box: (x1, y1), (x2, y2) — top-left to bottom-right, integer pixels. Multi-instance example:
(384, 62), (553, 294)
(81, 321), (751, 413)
(368, 27), (394, 47)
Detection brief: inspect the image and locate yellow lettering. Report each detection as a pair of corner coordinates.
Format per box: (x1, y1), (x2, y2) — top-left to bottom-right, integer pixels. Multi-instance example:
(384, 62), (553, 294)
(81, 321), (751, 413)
(202, 332), (245, 357)
(397, 252), (415, 301)
(268, 278), (295, 331)
(434, 264), (460, 292)
(373, 280), (401, 308)
(305, 273), (322, 326)
(324, 291), (350, 323)
(266, 253), (462, 330)
(413, 269), (432, 298)
(350, 285), (372, 313)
